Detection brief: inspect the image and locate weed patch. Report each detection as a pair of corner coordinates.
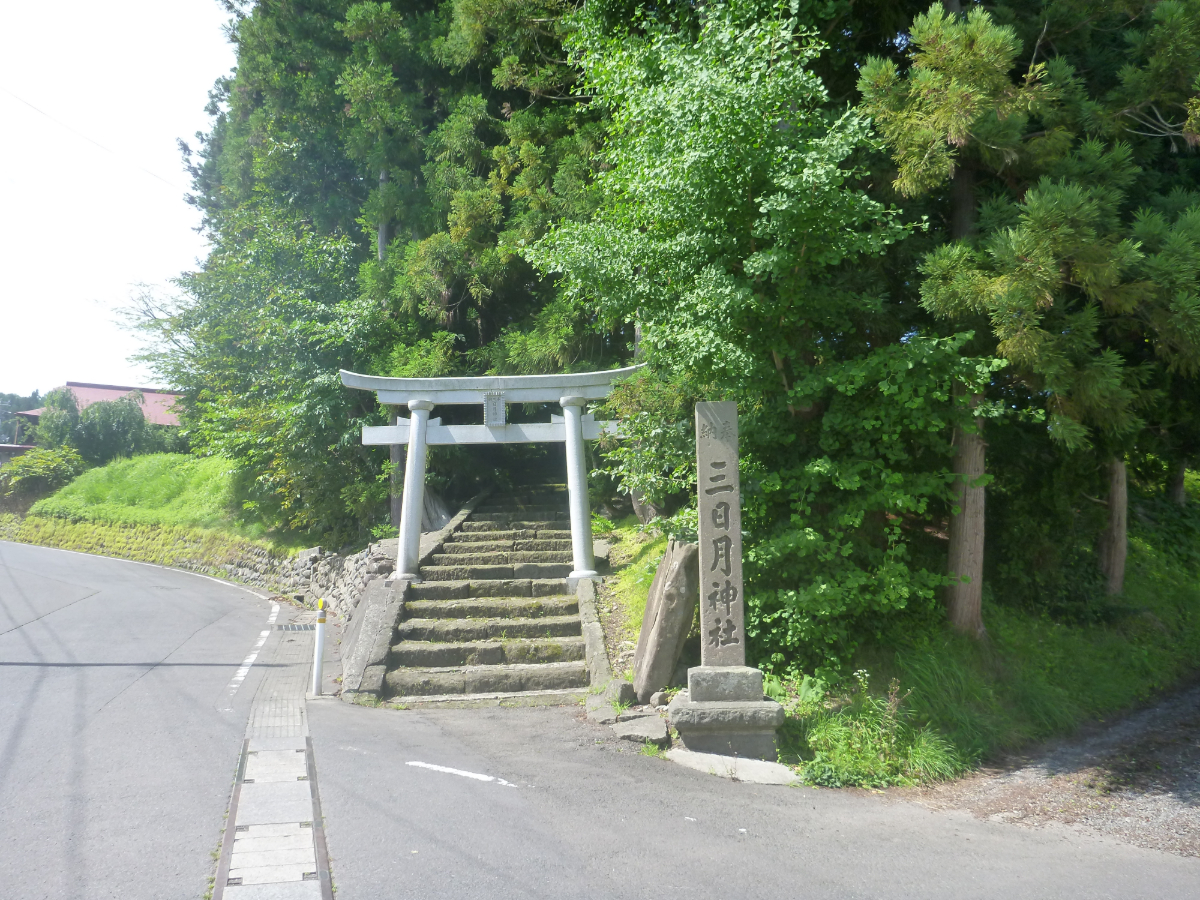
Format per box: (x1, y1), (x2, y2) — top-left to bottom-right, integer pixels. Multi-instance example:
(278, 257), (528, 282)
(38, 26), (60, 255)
(773, 671), (969, 788)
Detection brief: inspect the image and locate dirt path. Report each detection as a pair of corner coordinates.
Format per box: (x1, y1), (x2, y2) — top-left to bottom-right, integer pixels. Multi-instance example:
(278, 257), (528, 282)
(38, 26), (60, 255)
(895, 682), (1200, 856)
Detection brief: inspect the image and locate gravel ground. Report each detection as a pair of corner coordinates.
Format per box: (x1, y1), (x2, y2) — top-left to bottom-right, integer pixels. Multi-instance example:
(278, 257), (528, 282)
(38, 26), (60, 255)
(895, 682), (1200, 857)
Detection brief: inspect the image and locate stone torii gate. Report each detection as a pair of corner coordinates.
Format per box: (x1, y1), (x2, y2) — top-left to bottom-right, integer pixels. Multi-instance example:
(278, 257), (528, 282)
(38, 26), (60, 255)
(340, 365), (640, 582)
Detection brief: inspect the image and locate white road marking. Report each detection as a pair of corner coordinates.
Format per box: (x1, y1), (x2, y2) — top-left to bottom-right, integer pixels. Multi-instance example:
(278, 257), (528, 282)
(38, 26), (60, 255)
(219, 602), (280, 710)
(406, 761), (516, 786)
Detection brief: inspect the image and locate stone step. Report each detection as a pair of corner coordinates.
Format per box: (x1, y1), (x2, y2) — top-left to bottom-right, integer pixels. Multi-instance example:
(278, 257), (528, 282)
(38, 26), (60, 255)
(486, 491), (567, 505)
(398, 615), (582, 642)
(515, 539), (574, 552)
(388, 688), (585, 709)
(440, 538), (573, 554)
(420, 562), (573, 581)
(405, 596), (578, 619)
(439, 541), (514, 554)
(460, 521), (515, 533)
(453, 529), (537, 541)
(473, 506), (567, 519)
(470, 513), (565, 527)
(406, 578), (569, 600)
(428, 551), (574, 567)
(475, 501), (564, 508)
(457, 522), (571, 537)
(389, 636), (585, 667)
(384, 661), (589, 697)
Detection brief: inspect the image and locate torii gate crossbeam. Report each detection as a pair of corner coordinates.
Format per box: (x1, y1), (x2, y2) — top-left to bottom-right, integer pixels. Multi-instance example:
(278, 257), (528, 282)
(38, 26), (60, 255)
(341, 365), (639, 581)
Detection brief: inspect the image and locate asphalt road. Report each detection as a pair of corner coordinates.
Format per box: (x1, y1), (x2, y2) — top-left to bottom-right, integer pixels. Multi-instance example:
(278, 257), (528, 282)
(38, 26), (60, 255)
(308, 701), (1200, 900)
(0, 541), (275, 899)
(5, 542), (1200, 899)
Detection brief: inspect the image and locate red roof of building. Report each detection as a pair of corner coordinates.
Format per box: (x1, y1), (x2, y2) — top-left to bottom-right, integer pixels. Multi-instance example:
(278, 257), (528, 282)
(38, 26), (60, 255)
(16, 382), (182, 426)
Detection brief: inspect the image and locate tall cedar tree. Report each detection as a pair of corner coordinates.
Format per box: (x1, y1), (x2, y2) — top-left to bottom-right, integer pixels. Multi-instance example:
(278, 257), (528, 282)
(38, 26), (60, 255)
(859, 0), (1200, 621)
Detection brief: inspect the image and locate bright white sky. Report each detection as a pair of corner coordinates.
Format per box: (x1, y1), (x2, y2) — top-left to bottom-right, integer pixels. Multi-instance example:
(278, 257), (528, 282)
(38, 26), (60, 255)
(0, 0), (236, 397)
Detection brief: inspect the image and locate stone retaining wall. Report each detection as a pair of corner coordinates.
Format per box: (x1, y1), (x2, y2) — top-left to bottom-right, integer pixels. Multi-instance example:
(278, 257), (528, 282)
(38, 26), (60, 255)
(0, 513), (396, 619)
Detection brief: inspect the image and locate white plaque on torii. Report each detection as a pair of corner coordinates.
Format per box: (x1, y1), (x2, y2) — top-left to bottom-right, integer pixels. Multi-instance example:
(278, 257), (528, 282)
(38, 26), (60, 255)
(340, 365), (640, 581)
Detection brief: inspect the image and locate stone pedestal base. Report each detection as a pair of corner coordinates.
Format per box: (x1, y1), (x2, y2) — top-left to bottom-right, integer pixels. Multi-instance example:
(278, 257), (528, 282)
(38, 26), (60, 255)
(668, 666), (784, 760)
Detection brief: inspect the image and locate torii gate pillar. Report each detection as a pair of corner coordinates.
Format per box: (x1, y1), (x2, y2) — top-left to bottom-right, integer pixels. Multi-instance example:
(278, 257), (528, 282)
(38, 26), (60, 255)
(561, 396), (596, 578)
(396, 399), (434, 579)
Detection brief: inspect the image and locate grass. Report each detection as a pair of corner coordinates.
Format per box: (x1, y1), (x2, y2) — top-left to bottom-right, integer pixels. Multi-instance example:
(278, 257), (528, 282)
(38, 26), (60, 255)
(0, 453), (317, 592)
(27, 453), (271, 533)
(767, 525), (1200, 786)
(891, 530), (1200, 761)
(603, 516), (668, 635)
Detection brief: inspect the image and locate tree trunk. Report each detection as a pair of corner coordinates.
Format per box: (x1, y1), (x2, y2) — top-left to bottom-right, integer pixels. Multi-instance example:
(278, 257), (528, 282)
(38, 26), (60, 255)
(950, 166), (976, 242)
(941, 89), (982, 637)
(377, 167), (390, 262)
(946, 405), (987, 638)
(389, 409), (403, 531)
(1168, 459), (1188, 506)
(1099, 458), (1128, 595)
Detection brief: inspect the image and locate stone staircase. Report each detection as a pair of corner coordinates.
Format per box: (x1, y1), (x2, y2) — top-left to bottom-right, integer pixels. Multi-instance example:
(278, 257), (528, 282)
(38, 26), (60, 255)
(383, 486), (592, 705)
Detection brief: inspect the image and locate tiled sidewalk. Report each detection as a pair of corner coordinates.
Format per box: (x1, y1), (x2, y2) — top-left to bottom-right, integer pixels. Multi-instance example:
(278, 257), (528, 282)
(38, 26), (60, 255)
(217, 612), (332, 900)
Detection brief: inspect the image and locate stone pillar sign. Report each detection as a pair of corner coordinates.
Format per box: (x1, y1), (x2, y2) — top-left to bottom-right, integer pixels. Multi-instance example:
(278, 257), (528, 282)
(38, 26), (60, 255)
(668, 400), (784, 760)
(696, 401), (744, 667)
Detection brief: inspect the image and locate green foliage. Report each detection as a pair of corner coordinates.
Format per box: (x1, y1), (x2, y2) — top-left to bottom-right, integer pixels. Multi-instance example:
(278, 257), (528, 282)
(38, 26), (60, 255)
(35, 388), (80, 450)
(534, 8), (908, 389)
(604, 518), (668, 634)
(126, 0), (1200, 732)
(530, 5), (987, 672)
(858, 6), (1047, 198)
(0, 447), (87, 512)
(131, 211), (389, 543)
(766, 509), (1200, 783)
(919, 145), (1200, 447)
(32, 388), (186, 464)
(861, 1), (1200, 452)
(596, 369), (695, 512)
(144, 0), (629, 545)
(0, 389), (40, 444)
(747, 336), (1007, 675)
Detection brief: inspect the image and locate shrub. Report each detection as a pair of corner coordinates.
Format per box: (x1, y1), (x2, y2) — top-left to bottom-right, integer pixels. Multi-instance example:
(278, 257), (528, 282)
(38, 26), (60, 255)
(0, 447), (87, 513)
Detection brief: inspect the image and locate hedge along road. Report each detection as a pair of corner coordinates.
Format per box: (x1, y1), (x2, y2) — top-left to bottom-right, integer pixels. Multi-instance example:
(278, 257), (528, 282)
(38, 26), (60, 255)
(0, 540), (279, 899)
